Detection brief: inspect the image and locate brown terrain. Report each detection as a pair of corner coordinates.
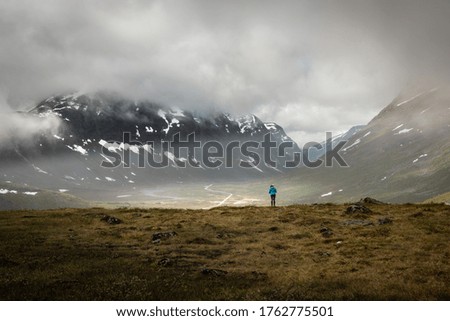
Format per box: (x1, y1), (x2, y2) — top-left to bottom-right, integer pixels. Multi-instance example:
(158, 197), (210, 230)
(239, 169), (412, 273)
(0, 200), (449, 300)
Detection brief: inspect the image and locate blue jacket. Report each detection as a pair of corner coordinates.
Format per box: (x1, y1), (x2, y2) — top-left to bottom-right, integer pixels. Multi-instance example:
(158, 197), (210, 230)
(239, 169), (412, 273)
(268, 186), (277, 195)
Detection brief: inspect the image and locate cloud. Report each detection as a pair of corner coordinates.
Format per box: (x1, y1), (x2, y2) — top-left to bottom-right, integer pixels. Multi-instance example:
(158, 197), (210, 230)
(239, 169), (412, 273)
(0, 95), (61, 146)
(0, 0), (449, 144)
(0, 113), (61, 146)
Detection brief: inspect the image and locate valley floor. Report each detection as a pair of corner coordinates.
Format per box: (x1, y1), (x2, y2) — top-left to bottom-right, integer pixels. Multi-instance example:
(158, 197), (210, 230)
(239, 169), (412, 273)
(0, 203), (449, 300)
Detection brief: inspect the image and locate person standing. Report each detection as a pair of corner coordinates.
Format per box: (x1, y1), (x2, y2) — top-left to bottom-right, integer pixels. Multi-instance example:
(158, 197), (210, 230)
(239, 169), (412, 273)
(268, 184), (277, 207)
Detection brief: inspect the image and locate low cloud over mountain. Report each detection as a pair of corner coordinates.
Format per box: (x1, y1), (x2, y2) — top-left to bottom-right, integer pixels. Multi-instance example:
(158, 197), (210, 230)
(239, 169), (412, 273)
(0, 94), (61, 146)
(1, 0), (450, 144)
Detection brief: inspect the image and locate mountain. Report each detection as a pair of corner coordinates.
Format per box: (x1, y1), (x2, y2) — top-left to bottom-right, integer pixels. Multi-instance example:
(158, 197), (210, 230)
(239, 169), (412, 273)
(0, 182), (89, 211)
(0, 92), (299, 207)
(282, 86), (450, 203)
(307, 125), (365, 161)
(27, 92), (298, 144)
(2, 88), (447, 209)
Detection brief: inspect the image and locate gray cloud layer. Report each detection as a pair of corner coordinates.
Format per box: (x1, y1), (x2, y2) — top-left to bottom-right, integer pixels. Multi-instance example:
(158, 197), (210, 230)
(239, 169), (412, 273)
(1, 0), (450, 144)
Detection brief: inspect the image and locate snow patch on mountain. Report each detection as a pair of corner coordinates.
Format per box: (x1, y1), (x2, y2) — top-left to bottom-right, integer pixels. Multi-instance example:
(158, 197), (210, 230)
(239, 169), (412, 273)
(264, 123), (277, 131)
(116, 194), (131, 198)
(241, 159), (264, 172)
(100, 153), (115, 164)
(158, 109), (180, 135)
(397, 95), (421, 107)
(33, 165), (48, 175)
(99, 140), (143, 154)
(397, 128), (413, 134)
(169, 108), (185, 117)
(67, 144), (88, 155)
(343, 139), (361, 151)
(420, 107), (431, 114)
(0, 189), (18, 194)
(396, 88), (438, 107)
(237, 115), (258, 134)
(23, 191), (38, 196)
(413, 154), (428, 163)
(53, 134), (64, 141)
(164, 151), (187, 167)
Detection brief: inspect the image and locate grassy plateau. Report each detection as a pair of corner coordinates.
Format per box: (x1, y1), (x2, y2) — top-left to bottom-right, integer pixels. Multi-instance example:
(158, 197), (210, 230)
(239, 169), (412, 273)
(0, 202), (449, 300)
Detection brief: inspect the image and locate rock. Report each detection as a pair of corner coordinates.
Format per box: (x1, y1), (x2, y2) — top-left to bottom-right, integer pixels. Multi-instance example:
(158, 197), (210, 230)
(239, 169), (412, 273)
(187, 237), (215, 245)
(359, 197), (385, 204)
(157, 258), (172, 266)
(345, 204), (372, 214)
(343, 220), (374, 226)
(312, 251), (332, 263)
(315, 251), (331, 257)
(152, 231), (177, 242)
(201, 268), (228, 277)
(320, 227), (333, 237)
(378, 217), (393, 225)
(216, 232), (236, 239)
(100, 215), (122, 225)
(251, 271), (268, 280)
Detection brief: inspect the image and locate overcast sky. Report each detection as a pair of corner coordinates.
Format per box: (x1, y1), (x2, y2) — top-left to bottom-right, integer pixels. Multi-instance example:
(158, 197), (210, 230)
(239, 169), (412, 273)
(1, 0), (450, 144)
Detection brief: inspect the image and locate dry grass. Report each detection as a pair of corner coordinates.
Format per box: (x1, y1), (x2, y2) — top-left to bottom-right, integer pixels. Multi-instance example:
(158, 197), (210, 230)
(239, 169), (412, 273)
(0, 203), (449, 300)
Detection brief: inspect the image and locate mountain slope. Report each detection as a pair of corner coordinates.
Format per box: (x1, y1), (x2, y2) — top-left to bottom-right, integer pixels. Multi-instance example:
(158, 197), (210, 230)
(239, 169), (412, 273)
(0, 92), (299, 208)
(29, 92), (299, 144)
(0, 182), (89, 210)
(283, 86), (450, 203)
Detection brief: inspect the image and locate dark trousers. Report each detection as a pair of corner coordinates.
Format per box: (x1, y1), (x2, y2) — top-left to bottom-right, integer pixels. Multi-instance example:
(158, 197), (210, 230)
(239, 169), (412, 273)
(270, 194), (276, 207)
